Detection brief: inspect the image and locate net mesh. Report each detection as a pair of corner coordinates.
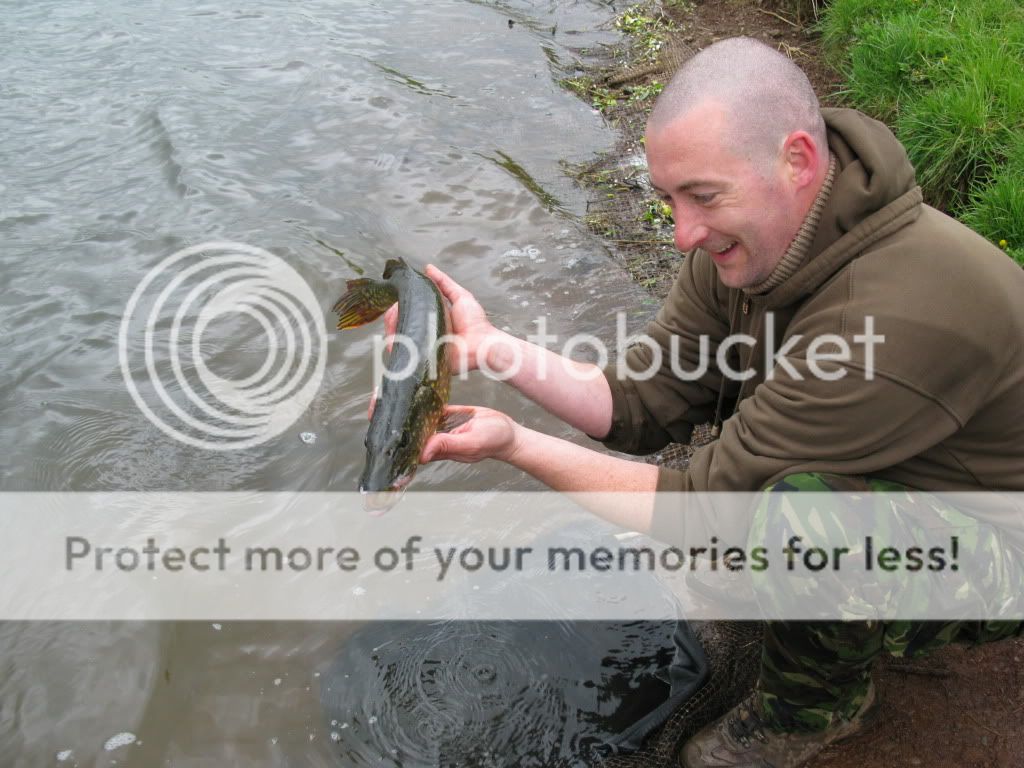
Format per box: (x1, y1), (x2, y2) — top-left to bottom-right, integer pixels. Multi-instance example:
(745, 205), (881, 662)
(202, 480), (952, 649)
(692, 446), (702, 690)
(605, 621), (765, 767)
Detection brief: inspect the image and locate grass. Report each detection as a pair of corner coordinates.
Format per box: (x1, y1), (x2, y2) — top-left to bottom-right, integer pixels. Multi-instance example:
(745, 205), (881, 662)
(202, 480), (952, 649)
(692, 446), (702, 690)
(821, 0), (1024, 258)
(897, 51), (1024, 210)
(962, 137), (1024, 265)
(839, 10), (956, 122)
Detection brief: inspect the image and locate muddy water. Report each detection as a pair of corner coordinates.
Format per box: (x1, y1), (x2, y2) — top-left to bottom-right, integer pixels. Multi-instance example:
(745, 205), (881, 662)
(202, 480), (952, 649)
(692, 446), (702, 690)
(0, 0), (667, 764)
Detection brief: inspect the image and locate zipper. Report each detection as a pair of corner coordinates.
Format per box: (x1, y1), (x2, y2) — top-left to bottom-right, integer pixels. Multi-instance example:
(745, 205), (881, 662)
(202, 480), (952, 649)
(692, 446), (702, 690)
(710, 294), (761, 438)
(710, 296), (744, 438)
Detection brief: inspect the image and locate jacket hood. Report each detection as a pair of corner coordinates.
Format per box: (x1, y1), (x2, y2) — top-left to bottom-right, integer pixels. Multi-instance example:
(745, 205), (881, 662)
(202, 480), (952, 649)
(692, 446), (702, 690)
(763, 108), (923, 308)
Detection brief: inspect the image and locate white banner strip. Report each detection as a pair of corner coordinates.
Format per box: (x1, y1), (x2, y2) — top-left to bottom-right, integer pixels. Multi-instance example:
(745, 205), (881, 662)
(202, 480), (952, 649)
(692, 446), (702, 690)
(2, 492), (1022, 621)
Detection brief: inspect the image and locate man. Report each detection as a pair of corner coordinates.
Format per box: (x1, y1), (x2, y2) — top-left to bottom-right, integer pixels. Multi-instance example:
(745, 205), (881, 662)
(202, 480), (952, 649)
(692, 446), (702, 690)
(400, 37), (1024, 767)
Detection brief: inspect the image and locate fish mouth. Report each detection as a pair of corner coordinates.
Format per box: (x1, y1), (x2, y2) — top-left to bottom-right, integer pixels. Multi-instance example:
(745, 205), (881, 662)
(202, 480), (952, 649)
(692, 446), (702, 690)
(360, 473), (413, 515)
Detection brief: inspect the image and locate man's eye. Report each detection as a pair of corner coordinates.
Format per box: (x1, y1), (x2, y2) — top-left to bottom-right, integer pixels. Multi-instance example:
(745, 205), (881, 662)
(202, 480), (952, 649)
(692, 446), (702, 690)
(693, 193), (717, 205)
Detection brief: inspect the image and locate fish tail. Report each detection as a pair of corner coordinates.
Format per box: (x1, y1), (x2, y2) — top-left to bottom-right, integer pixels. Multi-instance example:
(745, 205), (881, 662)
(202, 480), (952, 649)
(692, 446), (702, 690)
(332, 279), (399, 329)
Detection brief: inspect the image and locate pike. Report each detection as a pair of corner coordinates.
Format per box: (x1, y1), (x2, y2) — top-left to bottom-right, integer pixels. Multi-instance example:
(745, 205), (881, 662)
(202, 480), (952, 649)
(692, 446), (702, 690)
(333, 258), (463, 513)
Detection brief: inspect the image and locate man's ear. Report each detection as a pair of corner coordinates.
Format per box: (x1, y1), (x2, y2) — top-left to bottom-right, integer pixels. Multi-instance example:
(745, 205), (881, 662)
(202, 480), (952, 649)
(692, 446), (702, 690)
(781, 131), (819, 191)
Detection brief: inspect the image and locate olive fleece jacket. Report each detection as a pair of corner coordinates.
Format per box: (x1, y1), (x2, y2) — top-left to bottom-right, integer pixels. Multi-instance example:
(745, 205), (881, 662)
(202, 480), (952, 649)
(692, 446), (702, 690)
(597, 108), (1024, 542)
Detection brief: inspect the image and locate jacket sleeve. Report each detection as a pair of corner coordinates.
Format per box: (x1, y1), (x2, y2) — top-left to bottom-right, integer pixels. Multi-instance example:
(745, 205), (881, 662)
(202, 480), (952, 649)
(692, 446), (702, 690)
(648, 351), (965, 544)
(595, 250), (731, 453)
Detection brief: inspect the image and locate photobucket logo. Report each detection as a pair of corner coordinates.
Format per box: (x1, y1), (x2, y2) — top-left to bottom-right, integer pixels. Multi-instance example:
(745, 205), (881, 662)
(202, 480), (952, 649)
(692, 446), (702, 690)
(119, 242), (326, 450)
(370, 312), (884, 385)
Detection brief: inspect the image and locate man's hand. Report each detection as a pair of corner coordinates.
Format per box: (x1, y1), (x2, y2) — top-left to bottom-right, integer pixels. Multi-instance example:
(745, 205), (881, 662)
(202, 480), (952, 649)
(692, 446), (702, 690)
(421, 405), (519, 464)
(385, 261), (613, 438)
(382, 265), (505, 375)
(421, 404), (657, 533)
(426, 265), (503, 374)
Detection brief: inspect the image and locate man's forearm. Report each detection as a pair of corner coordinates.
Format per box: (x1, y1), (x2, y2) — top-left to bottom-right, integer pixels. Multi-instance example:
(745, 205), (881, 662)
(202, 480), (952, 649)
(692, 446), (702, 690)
(503, 425), (657, 532)
(485, 332), (613, 438)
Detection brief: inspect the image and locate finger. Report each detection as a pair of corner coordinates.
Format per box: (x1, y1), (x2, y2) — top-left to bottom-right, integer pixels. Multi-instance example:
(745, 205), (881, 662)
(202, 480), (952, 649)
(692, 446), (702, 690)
(367, 387), (378, 420)
(442, 404), (477, 416)
(425, 264), (470, 303)
(420, 433), (447, 464)
(383, 303), (398, 335)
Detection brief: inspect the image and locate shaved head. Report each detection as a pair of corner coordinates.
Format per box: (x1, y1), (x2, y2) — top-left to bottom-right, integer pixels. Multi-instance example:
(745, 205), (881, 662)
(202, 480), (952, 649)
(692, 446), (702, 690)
(648, 37), (826, 171)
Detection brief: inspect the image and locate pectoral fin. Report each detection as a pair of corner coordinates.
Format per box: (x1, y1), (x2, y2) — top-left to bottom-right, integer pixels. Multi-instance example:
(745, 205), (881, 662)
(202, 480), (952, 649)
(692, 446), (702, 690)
(333, 279), (399, 330)
(438, 408), (473, 433)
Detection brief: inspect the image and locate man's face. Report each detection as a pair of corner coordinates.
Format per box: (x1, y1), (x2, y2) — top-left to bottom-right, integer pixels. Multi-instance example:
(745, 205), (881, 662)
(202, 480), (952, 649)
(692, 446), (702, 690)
(646, 103), (802, 289)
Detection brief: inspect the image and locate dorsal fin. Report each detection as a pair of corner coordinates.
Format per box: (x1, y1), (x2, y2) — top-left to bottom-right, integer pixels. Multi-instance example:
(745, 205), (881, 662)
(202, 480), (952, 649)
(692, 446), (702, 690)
(382, 258), (408, 280)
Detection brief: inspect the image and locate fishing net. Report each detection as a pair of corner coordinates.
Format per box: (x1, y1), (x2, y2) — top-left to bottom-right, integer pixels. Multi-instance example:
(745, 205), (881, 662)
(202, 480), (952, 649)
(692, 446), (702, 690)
(602, 621), (764, 767)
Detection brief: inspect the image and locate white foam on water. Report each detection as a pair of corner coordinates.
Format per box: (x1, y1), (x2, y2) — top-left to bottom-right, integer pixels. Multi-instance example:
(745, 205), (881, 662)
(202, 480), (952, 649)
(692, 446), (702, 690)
(56, 750), (73, 762)
(103, 732), (136, 751)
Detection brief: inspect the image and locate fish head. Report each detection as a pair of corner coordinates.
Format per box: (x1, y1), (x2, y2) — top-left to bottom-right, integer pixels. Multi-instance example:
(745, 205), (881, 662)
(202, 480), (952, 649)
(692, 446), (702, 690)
(358, 432), (420, 514)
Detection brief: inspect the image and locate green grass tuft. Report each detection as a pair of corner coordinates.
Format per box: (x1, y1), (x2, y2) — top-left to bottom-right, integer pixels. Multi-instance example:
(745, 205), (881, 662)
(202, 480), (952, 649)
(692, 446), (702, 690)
(962, 139), (1024, 265)
(821, 0), (1024, 262)
(819, 0), (935, 60)
(896, 58), (1024, 210)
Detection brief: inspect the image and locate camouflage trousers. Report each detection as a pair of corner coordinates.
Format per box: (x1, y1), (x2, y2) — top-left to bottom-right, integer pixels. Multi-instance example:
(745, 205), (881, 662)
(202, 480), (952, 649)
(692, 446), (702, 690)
(751, 473), (1023, 733)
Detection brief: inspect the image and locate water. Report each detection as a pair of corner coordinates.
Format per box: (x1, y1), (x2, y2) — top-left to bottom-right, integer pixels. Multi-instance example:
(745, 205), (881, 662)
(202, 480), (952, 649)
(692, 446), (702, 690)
(0, 0), (668, 764)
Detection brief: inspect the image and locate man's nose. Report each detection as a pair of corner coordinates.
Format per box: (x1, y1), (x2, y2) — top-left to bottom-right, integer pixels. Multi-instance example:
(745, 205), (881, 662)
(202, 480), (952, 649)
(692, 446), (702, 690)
(673, 215), (709, 253)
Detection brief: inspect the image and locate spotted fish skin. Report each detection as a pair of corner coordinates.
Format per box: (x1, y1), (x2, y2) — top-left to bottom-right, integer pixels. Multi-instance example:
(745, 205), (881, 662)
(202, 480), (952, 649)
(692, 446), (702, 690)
(333, 259), (451, 510)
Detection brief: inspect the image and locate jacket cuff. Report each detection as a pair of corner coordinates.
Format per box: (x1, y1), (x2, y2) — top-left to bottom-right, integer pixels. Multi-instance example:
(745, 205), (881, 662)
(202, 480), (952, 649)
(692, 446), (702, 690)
(587, 367), (639, 451)
(649, 467), (688, 545)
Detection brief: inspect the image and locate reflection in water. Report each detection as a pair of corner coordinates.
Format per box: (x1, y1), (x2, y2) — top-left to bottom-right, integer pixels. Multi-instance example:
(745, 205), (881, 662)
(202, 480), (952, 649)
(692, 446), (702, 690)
(320, 620), (677, 767)
(318, 520), (704, 767)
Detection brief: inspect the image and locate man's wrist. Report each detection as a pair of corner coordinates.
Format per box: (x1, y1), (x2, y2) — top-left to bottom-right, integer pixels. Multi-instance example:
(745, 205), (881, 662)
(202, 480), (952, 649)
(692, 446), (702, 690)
(481, 330), (518, 376)
(497, 421), (528, 465)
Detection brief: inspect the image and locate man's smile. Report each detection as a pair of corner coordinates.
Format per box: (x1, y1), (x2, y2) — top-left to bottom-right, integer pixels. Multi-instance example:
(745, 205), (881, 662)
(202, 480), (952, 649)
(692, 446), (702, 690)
(709, 242), (740, 263)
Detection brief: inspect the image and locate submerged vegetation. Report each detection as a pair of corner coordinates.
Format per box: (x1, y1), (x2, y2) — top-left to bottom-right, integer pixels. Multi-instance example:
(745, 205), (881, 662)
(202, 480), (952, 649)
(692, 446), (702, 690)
(477, 150), (565, 213)
(820, 0), (1024, 263)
